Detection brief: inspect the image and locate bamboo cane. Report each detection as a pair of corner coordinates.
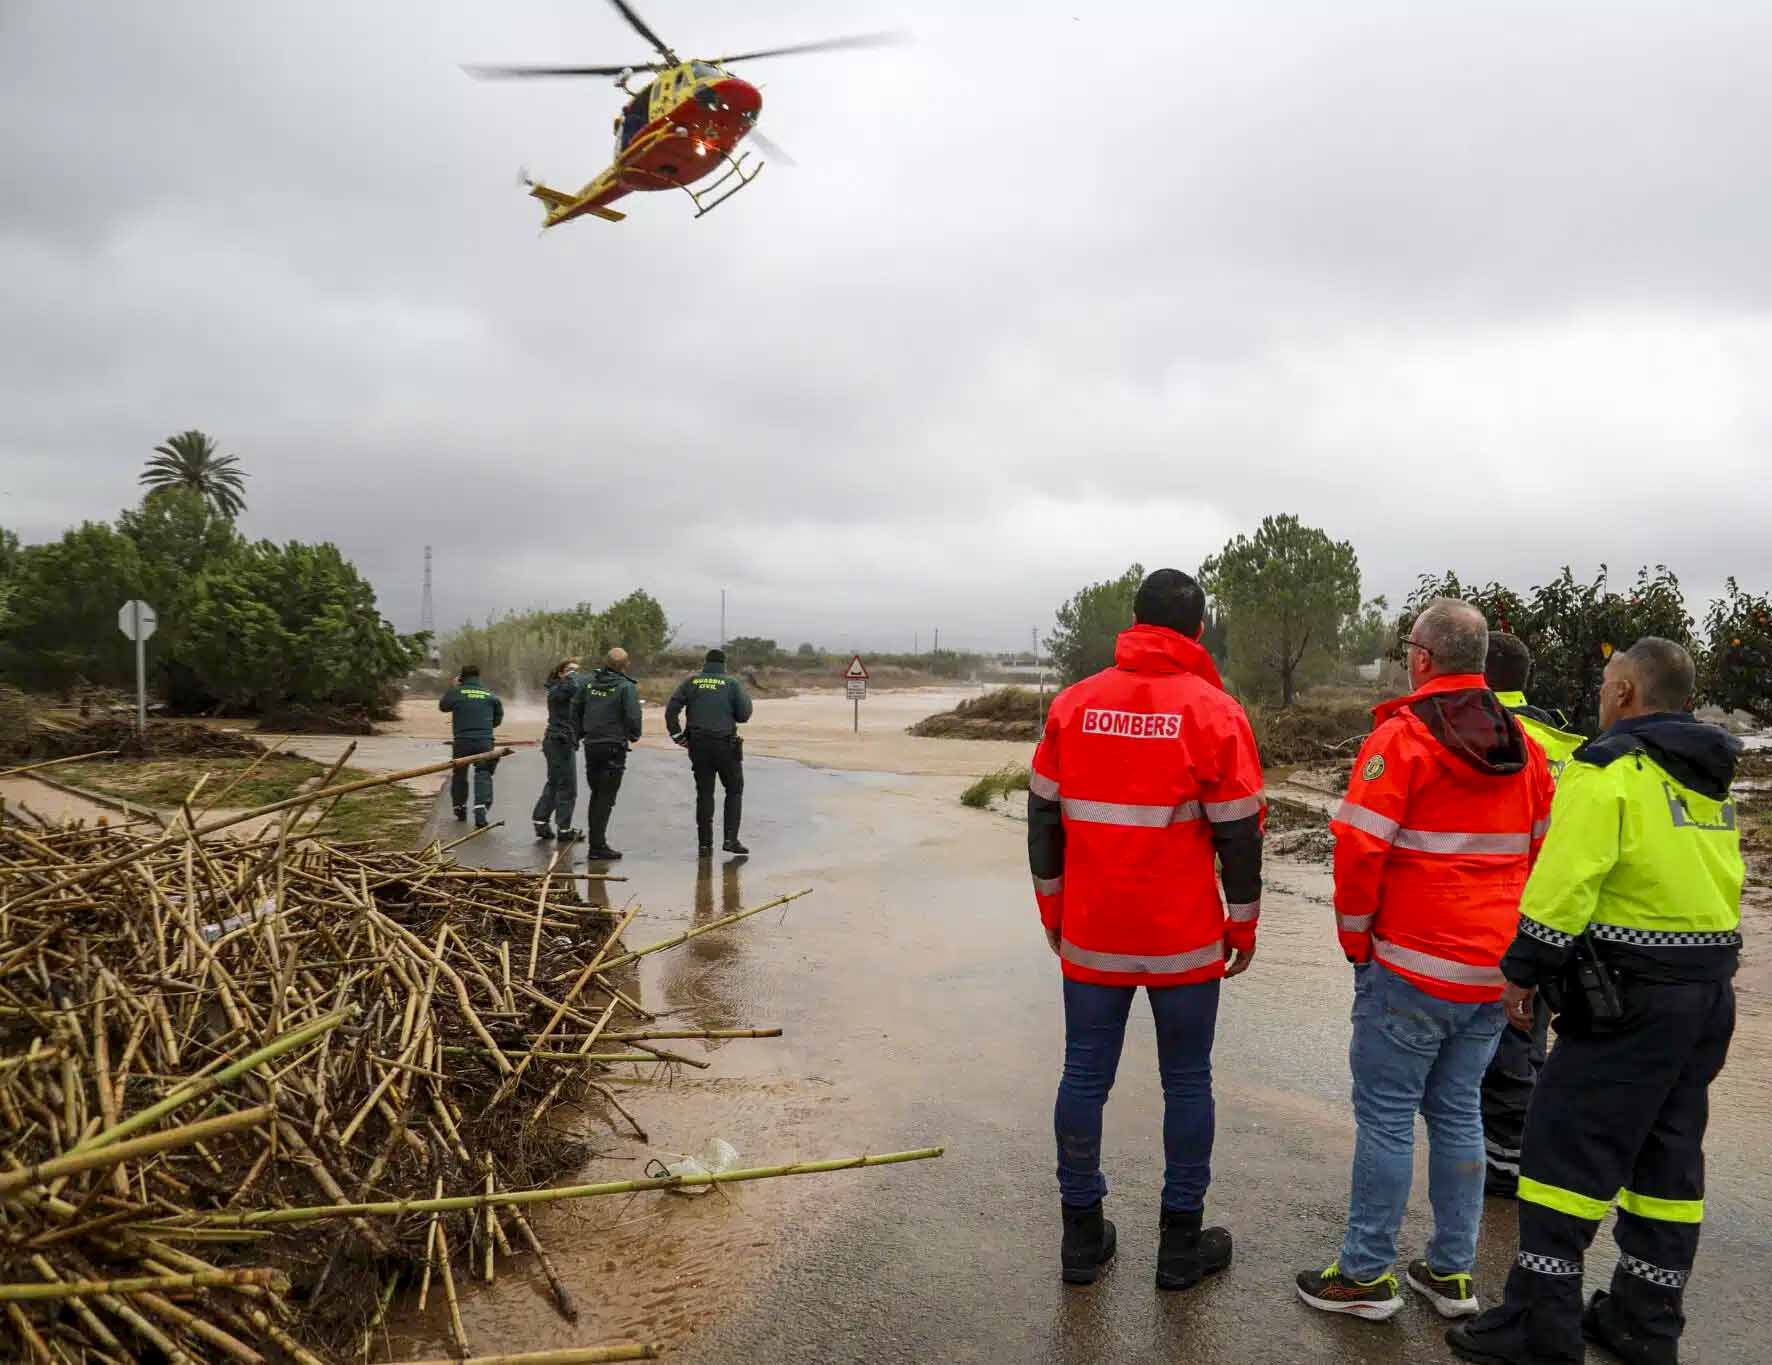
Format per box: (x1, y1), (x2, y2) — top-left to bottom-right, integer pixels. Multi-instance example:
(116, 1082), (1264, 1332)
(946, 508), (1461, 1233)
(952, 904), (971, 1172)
(0, 1267), (281, 1302)
(385, 1347), (659, 1364)
(147, 1148), (946, 1227)
(0, 1105), (274, 1197)
(0, 750), (122, 778)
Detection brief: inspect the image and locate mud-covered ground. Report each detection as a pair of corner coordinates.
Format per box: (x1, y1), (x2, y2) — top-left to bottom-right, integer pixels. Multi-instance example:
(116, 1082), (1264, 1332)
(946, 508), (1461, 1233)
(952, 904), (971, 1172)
(370, 742), (1770, 1365)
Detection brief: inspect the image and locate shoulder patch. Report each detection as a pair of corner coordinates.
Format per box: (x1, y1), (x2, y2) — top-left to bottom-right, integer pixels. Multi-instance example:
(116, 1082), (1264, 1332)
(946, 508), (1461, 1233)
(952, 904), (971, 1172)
(1361, 755), (1386, 782)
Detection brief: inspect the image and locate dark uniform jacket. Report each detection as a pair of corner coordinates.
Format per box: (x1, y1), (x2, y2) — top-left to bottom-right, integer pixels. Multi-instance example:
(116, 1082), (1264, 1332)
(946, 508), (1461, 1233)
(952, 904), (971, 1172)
(543, 671), (580, 742)
(665, 665), (754, 739)
(439, 681), (503, 741)
(574, 667), (642, 747)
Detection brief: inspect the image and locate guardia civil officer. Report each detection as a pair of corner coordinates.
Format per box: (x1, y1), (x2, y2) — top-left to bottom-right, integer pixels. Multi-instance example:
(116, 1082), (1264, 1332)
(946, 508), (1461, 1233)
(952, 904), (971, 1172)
(1480, 632), (1588, 1198)
(573, 648), (642, 861)
(532, 658), (582, 843)
(664, 648), (753, 856)
(438, 665), (504, 827)
(1449, 638), (1745, 1365)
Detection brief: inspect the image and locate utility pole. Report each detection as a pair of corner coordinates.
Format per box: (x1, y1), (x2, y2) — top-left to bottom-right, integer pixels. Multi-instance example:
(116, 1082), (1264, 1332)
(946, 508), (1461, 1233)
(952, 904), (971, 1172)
(720, 589), (726, 652)
(1034, 626), (1047, 730)
(420, 546), (439, 668)
(933, 627), (939, 655)
(914, 631), (919, 656)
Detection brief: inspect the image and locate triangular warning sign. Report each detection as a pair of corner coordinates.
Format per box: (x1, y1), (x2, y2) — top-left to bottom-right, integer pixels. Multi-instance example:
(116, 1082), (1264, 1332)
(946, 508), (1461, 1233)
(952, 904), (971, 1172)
(845, 655), (869, 680)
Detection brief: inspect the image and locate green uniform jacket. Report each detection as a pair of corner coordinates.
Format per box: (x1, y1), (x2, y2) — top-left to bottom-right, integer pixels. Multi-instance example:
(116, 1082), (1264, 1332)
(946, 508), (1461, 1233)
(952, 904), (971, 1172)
(543, 671), (580, 743)
(574, 667), (642, 746)
(439, 682), (504, 741)
(1494, 690), (1587, 778)
(665, 665), (753, 739)
(1501, 712), (1744, 988)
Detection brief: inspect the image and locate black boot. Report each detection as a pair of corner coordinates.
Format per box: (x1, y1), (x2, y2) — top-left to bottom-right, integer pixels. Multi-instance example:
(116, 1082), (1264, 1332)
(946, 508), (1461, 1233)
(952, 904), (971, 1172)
(534, 821), (553, 840)
(1060, 1201), (1117, 1285)
(1584, 1291), (1679, 1365)
(1156, 1207), (1232, 1290)
(1448, 1310), (1580, 1365)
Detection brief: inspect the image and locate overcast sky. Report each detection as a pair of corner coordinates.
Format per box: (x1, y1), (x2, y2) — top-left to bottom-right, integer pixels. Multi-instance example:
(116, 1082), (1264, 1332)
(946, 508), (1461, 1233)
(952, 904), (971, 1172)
(4, 1), (1769, 653)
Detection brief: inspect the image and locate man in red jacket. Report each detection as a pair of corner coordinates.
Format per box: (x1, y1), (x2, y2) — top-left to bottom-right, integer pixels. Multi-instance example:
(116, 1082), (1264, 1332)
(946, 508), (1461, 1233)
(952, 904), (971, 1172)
(1297, 599), (1554, 1323)
(1028, 569), (1264, 1292)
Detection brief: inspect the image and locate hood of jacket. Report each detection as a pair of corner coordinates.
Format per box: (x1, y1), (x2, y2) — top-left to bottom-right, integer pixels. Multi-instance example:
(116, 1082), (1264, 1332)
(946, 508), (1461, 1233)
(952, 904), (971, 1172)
(1579, 712), (1742, 799)
(1112, 625), (1225, 690)
(591, 666), (632, 687)
(1374, 673), (1528, 777)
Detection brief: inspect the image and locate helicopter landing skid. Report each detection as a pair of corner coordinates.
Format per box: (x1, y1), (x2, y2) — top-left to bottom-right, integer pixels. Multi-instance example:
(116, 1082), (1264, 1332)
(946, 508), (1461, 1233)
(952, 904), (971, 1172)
(683, 148), (762, 218)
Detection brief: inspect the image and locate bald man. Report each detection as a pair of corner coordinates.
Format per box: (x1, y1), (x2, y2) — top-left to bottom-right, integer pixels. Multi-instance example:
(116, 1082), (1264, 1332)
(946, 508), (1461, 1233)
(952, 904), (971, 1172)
(1450, 638), (1746, 1365)
(572, 648), (643, 860)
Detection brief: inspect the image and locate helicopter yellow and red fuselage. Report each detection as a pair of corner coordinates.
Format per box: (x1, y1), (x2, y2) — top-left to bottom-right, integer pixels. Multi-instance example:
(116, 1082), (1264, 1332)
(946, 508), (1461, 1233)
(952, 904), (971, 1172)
(525, 62), (762, 227)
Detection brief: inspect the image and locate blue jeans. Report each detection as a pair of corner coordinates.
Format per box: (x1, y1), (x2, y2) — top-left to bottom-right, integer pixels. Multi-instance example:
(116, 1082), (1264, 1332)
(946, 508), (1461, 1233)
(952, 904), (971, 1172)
(1054, 976), (1220, 1212)
(1340, 963), (1505, 1280)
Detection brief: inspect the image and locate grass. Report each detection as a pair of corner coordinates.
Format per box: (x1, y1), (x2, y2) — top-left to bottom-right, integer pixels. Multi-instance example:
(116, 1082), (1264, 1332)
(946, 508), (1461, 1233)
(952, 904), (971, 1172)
(960, 764), (1031, 809)
(56, 755), (427, 848)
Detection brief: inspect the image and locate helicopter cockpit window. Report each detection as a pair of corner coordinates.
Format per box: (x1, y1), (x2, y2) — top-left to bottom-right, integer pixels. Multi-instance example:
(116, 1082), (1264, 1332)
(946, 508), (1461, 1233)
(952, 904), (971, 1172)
(620, 86), (653, 148)
(690, 62), (722, 80)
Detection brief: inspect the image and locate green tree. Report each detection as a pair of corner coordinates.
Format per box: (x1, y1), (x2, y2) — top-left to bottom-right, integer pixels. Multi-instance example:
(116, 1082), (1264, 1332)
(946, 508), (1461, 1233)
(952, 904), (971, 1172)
(796, 642), (818, 658)
(180, 540), (422, 714)
(1700, 579), (1772, 724)
(141, 430), (248, 518)
(1341, 595), (1395, 664)
(0, 523), (146, 693)
(1200, 515), (1361, 707)
(725, 636), (779, 669)
(1404, 565), (1693, 732)
(1048, 563), (1144, 685)
(586, 590), (671, 664)
(0, 528), (20, 635)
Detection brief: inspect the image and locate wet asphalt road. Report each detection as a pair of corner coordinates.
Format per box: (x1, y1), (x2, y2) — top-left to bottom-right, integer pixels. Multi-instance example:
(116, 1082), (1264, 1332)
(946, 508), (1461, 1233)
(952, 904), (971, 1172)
(418, 743), (1771, 1364)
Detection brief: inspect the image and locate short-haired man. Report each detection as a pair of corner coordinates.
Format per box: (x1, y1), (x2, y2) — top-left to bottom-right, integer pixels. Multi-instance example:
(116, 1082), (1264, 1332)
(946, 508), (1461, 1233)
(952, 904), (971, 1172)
(1028, 568), (1263, 1292)
(1480, 632), (1587, 1199)
(439, 665), (504, 828)
(665, 648), (754, 856)
(1298, 600), (1554, 1322)
(573, 648), (642, 861)
(1450, 638), (1744, 1365)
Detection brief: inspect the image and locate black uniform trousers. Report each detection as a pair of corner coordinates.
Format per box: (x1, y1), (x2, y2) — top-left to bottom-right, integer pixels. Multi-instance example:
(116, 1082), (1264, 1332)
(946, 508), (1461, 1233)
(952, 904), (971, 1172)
(531, 734), (577, 830)
(582, 741), (628, 849)
(1490, 977), (1734, 1362)
(450, 737), (498, 812)
(1480, 993), (1549, 1194)
(688, 733), (743, 846)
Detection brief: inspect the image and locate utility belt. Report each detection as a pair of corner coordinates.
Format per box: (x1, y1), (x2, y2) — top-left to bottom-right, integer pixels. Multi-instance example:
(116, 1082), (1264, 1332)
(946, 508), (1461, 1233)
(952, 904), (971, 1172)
(1541, 929), (1626, 1036)
(686, 729), (742, 751)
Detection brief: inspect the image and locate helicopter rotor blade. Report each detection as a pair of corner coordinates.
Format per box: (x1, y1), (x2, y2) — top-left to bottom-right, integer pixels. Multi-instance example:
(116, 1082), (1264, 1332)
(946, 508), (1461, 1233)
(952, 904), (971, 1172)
(464, 61), (658, 79)
(744, 127), (798, 168)
(606, 0), (679, 66)
(716, 30), (908, 65)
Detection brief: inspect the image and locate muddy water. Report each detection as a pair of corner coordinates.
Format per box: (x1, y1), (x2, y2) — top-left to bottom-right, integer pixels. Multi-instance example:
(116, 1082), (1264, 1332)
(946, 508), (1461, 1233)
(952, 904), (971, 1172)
(382, 745), (1771, 1363)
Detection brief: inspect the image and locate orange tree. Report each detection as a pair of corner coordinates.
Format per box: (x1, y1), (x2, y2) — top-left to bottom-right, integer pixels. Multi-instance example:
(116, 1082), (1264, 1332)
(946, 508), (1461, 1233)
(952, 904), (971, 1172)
(1402, 566), (1693, 734)
(1701, 579), (1772, 724)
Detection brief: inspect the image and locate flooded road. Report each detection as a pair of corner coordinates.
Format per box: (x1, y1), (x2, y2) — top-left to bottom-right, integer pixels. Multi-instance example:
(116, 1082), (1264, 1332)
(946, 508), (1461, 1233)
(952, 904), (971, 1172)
(386, 743), (1771, 1364)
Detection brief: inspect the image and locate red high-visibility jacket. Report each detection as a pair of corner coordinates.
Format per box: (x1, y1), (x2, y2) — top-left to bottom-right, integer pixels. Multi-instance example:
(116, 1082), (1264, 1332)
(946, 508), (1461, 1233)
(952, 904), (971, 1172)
(1028, 626), (1265, 988)
(1331, 674), (1555, 1003)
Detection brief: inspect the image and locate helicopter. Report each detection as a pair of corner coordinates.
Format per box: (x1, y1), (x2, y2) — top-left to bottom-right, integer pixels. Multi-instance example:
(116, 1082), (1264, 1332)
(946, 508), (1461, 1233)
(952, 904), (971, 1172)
(466, 0), (900, 228)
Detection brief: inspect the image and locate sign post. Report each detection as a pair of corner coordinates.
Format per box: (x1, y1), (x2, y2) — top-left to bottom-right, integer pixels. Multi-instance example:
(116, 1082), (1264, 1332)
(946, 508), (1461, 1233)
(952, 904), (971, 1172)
(117, 599), (158, 735)
(844, 655), (869, 734)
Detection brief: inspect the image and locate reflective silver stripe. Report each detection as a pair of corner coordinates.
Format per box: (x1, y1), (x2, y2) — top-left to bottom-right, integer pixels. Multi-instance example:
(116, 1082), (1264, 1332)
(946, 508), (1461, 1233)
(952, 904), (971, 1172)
(1372, 938), (1504, 987)
(1392, 829), (1532, 855)
(1334, 800), (1399, 843)
(1337, 913), (1375, 933)
(1518, 1252), (1582, 1277)
(1032, 875), (1064, 897)
(1617, 1253), (1687, 1289)
(1224, 899), (1260, 923)
(1061, 798), (1203, 827)
(1204, 791), (1265, 823)
(1060, 939), (1223, 975)
(1531, 816), (1552, 840)
(1028, 768), (1060, 801)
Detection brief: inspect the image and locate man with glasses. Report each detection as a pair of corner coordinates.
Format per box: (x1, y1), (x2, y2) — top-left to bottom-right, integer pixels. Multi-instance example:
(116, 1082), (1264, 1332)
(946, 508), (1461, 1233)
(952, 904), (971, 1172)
(1297, 599), (1554, 1323)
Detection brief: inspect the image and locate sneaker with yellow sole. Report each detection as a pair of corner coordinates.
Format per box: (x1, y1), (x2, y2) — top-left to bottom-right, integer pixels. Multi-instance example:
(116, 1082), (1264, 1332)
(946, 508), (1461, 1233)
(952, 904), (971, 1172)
(1407, 1260), (1480, 1318)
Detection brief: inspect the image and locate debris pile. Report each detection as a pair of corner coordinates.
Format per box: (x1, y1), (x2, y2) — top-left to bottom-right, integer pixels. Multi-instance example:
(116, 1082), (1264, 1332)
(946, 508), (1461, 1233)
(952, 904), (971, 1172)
(908, 687), (1042, 741)
(0, 755), (941, 1363)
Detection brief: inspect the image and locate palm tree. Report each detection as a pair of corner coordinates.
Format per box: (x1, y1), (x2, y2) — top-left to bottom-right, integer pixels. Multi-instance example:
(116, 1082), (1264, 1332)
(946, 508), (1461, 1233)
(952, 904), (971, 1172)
(140, 430), (248, 518)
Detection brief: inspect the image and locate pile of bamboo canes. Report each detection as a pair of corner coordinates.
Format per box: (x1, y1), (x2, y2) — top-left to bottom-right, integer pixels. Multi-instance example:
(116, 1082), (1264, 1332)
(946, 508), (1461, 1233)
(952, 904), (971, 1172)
(0, 750), (942, 1362)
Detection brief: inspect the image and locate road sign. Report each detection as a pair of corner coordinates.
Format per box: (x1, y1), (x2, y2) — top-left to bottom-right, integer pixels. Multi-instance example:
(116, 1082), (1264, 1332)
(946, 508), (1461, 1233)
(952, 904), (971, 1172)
(845, 655), (869, 681)
(845, 656), (868, 732)
(846, 678), (868, 701)
(117, 599), (157, 735)
(117, 600), (157, 642)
